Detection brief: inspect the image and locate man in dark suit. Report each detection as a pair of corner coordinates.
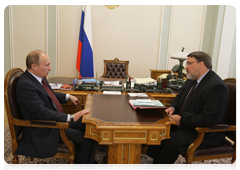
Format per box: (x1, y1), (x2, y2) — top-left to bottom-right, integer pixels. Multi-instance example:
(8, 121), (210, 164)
(15, 50), (94, 164)
(147, 51), (229, 164)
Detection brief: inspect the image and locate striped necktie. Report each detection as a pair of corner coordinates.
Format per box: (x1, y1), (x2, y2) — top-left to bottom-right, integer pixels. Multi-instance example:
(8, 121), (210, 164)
(179, 80), (197, 115)
(42, 79), (64, 113)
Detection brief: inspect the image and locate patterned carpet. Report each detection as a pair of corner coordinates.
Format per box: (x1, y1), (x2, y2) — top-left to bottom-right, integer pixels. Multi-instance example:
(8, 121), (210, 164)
(4, 126), (232, 164)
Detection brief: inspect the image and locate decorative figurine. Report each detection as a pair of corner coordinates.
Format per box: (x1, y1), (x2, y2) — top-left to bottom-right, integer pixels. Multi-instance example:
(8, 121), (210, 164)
(125, 77), (132, 92)
(132, 84), (140, 92)
(146, 85), (155, 93)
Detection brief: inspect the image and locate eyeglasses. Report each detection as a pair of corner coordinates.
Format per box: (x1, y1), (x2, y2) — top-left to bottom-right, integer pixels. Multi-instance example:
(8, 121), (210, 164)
(185, 61), (198, 66)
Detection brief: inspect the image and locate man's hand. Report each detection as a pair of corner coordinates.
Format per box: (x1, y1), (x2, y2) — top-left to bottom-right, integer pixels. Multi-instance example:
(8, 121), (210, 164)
(69, 94), (79, 106)
(73, 110), (89, 122)
(165, 107), (180, 126)
(165, 107), (175, 115)
(169, 114), (181, 126)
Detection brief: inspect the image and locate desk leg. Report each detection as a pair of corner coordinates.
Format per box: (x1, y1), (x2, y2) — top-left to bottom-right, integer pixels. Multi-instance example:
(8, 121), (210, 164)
(108, 144), (141, 164)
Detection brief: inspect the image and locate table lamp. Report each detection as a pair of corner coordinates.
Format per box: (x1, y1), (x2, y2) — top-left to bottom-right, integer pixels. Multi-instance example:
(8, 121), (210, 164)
(170, 47), (189, 79)
(168, 48), (189, 90)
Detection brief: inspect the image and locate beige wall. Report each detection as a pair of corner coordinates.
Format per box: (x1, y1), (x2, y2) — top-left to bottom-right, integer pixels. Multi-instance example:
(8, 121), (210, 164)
(10, 5), (46, 70)
(3, 5), (236, 128)
(6, 5), (205, 78)
(5, 5), (236, 79)
(57, 5), (163, 78)
(91, 5), (163, 78)
(58, 5), (82, 77)
(167, 5), (205, 69)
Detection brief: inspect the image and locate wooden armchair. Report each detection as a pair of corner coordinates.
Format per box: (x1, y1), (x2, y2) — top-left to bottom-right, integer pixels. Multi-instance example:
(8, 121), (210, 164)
(183, 78), (236, 164)
(4, 68), (75, 164)
(101, 58), (130, 78)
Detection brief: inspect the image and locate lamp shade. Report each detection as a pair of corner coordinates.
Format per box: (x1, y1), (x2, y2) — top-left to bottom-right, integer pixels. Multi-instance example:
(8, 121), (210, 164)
(170, 52), (189, 60)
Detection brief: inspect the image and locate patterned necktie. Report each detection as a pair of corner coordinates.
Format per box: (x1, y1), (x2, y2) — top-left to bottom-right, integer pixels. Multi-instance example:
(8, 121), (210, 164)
(42, 79), (64, 113)
(179, 80), (197, 115)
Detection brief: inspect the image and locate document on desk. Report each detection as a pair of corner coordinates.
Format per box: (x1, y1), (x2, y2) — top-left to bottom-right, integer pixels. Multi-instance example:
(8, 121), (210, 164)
(128, 93), (148, 97)
(129, 99), (165, 109)
(103, 91), (121, 95)
(49, 83), (62, 89)
(134, 78), (156, 85)
(103, 81), (120, 85)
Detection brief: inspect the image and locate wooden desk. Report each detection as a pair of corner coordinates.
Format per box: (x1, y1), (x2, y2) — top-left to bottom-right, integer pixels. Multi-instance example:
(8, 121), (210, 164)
(82, 93), (175, 164)
(50, 77), (177, 163)
(50, 77), (178, 112)
(56, 90), (177, 114)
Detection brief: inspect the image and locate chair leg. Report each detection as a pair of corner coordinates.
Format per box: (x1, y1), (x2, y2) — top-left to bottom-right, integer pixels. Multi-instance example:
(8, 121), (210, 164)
(231, 158), (236, 169)
(184, 155), (192, 169)
(69, 160), (74, 169)
(12, 155), (18, 164)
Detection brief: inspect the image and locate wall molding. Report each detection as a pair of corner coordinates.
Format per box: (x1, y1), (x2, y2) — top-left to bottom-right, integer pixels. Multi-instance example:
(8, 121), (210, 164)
(56, 5), (59, 76)
(158, 5), (172, 70)
(216, 5), (236, 79)
(4, 6), (11, 76)
(9, 5), (14, 68)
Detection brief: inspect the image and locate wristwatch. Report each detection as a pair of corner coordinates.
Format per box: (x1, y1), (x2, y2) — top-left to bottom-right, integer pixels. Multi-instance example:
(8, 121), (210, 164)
(70, 114), (74, 122)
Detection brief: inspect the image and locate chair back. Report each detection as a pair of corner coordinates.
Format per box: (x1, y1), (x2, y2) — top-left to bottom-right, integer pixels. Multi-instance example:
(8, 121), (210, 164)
(4, 68), (24, 139)
(102, 58), (130, 78)
(224, 78), (236, 141)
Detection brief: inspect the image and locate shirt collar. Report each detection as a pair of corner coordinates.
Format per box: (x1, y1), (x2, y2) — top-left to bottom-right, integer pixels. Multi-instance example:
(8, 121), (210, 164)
(27, 70), (43, 85)
(197, 69), (210, 85)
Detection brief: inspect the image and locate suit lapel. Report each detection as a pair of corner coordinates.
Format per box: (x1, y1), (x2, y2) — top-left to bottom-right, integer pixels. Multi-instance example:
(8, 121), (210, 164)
(24, 70), (59, 111)
(24, 70), (50, 97)
(181, 70), (213, 113)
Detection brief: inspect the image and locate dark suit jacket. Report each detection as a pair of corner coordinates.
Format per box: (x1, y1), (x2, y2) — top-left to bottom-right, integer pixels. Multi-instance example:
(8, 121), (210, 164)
(171, 70), (229, 154)
(15, 70), (68, 158)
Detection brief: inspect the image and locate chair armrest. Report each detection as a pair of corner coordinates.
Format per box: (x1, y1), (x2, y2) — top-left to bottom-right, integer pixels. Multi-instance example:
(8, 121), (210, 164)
(186, 124), (236, 161)
(11, 117), (69, 129)
(195, 124), (236, 133)
(30, 119), (57, 126)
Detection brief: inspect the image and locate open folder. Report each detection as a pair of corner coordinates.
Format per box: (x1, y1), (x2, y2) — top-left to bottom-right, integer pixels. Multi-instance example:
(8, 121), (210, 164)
(129, 99), (166, 109)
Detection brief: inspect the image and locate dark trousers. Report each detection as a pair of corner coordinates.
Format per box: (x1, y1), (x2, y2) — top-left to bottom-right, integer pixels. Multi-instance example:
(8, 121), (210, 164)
(62, 117), (95, 164)
(146, 126), (180, 164)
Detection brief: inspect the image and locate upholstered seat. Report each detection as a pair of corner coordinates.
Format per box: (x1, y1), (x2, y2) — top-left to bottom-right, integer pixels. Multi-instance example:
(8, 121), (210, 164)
(183, 78), (236, 164)
(192, 139), (234, 157)
(4, 68), (75, 164)
(101, 58), (130, 78)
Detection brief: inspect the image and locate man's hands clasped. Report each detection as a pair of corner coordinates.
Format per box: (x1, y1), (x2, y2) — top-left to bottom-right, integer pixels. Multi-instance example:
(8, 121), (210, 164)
(165, 107), (181, 126)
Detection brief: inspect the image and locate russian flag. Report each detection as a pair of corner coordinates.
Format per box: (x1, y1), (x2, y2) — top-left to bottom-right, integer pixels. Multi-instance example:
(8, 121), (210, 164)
(76, 5), (94, 77)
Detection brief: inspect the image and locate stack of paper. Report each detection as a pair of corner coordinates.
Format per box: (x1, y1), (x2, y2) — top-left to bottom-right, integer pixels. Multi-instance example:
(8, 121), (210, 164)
(128, 93), (148, 97)
(103, 91), (121, 95)
(60, 84), (73, 91)
(103, 81), (120, 86)
(133, 78), (156, 85)
(129, 99), (165, 109)
(49, 83), (62, 90)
